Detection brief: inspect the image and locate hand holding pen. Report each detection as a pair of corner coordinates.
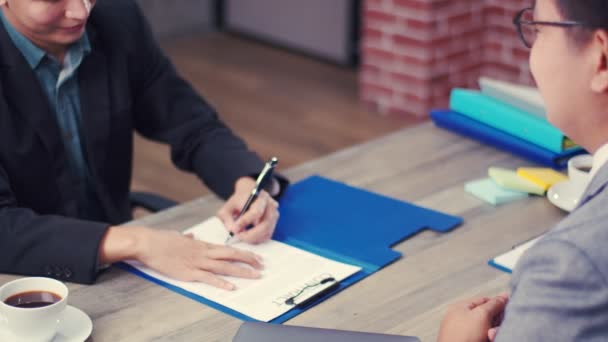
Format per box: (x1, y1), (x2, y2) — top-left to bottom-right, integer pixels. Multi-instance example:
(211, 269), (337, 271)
(217, 157), (280, 245)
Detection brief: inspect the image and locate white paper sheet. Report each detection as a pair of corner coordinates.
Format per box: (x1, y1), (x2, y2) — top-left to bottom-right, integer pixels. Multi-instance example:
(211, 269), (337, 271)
(492, 235), (543, 272)
(126, 217), (361, 322)
(479, 77), (546, 118)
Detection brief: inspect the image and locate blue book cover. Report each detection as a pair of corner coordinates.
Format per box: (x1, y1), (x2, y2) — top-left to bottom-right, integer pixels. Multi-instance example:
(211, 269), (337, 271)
(430, 110), (585, 169)
(450, 89), (576, 153)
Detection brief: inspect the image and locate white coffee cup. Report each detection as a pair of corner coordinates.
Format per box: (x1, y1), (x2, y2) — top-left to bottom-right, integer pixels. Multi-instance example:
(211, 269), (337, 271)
(568, 154), (594, 191)
(0, 277), (68, 342)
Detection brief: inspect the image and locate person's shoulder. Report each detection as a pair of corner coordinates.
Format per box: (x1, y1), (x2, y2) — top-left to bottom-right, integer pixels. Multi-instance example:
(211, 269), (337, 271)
(500, 228), (608, 342)
(515, 200), (608, 287)
(549, 187), (608, 273)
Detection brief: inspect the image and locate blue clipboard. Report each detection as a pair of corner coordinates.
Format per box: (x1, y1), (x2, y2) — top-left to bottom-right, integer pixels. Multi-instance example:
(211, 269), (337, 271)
(122, 175), (463, 323)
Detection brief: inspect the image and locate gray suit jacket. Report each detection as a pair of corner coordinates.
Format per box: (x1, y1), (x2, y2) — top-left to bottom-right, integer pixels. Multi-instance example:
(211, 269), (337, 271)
(496, 164), (608, 341)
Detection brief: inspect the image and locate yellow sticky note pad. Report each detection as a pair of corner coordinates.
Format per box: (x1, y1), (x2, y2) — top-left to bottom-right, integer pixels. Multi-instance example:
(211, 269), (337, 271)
(489, 167), (546, 195)
(516, 167), (568, 190)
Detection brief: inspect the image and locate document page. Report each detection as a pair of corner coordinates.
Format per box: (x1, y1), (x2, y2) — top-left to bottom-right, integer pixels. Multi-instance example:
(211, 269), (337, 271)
(492, 235), (542, 272)
(126, 217), (361, 322)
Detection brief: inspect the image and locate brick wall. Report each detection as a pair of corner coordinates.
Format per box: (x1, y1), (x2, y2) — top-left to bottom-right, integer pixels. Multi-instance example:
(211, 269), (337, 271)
(483, 0), (533, 84)
(361, 0), (534, 117)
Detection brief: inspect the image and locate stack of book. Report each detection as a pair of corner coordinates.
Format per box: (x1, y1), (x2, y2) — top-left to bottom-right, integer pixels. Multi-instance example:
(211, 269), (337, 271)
(431, 77), (585, 169)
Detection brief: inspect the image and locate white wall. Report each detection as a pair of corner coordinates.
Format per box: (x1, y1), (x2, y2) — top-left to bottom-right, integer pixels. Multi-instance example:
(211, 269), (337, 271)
(136, 0), (215, 37)
(225, 0), (354, 64)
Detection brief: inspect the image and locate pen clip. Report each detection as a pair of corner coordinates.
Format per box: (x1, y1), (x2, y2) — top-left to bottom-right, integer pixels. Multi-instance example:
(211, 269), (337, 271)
(255, 157), (278, 190)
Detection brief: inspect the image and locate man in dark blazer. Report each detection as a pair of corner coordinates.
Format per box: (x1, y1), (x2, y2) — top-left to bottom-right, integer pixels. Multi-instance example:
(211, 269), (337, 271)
(0, 0), (285, 290)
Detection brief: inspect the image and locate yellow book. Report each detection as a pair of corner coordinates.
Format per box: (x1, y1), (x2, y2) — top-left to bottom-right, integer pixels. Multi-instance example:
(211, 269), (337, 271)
(563, 137), (578, 149)
(488, 167), (546, 195)
(516, 167), (568, 190)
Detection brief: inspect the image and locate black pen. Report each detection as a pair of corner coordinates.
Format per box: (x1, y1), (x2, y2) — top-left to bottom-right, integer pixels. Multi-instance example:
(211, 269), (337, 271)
(294, 280), (339, 309)
(225, 157), (278, 245)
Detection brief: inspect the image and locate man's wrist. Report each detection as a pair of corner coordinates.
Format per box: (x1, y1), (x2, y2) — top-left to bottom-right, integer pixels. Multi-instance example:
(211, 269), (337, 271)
(268, 177), (280, 197)
(98, 226), (143, 264)
(245, 174), (281, 197)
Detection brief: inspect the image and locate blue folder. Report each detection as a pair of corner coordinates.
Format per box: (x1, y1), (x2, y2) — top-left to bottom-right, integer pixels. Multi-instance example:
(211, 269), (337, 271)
(450, 89), (568, 153)
(488, 259), (513, 274)
(122, 175), (463, 323)
(430, 110), (585, 169)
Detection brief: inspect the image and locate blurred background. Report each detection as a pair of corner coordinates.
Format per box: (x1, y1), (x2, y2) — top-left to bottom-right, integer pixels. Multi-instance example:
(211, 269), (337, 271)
(131, 0), (532, 205)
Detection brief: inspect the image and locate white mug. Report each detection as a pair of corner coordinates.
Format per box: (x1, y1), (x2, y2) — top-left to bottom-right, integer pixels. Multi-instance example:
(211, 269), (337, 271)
(568, 154), (594, 191)
(0, 277), (68, 342)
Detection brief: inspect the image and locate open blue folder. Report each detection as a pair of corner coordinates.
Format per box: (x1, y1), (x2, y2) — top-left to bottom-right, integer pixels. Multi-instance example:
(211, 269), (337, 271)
(430, 110), (585, 169)
(122, 175), (463, 323)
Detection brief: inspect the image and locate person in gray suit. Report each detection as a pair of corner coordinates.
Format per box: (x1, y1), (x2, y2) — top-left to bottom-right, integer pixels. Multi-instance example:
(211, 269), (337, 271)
(438, 1), (608, 341)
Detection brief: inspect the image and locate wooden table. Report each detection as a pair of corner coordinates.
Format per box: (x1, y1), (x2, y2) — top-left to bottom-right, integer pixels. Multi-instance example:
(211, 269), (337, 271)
(0, 123), (567, 341)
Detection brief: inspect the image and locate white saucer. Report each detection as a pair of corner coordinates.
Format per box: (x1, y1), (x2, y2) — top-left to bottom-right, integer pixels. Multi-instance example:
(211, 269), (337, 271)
(0, 305), (92, 342)
(547, 180), (586, 212)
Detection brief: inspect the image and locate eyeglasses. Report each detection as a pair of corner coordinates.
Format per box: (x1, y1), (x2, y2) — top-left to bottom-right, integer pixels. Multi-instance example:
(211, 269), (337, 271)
(513, 7), (587, 48)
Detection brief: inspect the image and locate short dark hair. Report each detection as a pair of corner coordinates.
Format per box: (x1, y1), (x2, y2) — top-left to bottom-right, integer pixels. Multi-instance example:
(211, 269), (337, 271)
(555, 0), (608, 43)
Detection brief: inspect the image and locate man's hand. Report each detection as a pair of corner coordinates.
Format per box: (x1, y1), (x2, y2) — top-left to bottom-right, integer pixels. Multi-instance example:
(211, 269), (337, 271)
(437, 294), (508, 342)
(217, 177), (280, 244)
(99, 226), (264, 291)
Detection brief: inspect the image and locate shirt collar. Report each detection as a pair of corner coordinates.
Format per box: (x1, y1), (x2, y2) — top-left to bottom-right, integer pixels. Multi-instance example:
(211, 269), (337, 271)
(590, 142), (608, 180)
(0, 9), (90, 69)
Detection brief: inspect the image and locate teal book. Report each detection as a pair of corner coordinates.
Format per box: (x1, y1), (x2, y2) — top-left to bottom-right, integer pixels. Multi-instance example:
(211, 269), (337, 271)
(450, 89), (577, 153)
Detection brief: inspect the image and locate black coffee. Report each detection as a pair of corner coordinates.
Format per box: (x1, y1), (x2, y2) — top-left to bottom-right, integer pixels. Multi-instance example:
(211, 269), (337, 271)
(579, 166), (592, 173)
(4, 291), (61, 308)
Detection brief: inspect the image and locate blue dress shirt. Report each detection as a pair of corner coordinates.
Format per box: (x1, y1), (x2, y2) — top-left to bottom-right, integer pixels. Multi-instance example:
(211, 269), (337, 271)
(0, 11), (101, 220)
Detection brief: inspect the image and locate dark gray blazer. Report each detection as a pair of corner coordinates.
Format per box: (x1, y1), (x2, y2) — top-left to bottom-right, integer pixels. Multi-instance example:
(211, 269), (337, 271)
(0, 0), (269, 284)
(496, 162), (608, 341)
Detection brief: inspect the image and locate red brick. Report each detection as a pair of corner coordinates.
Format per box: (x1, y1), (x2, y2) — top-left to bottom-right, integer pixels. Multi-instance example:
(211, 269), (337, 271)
(448, 12), (474, 27)
(361, 62), (383, 74)
(483, 42), (503, 53)
(431, 1), (452, 11)
(395, 54), (436, 67)
(364, 47), (398, 61)
(484, 6), (506, 18)
(512, 46), (530, 60)
(407, 18), (436, 30)
(484, 61), (520, 74)
(362, 27), (386, 41)
(365, 9), (398, 24)
(389, 72), (428, 85)
(361, 83), (394, 97)
(393, 33), (428, 47)
(393, 0), (433, 11)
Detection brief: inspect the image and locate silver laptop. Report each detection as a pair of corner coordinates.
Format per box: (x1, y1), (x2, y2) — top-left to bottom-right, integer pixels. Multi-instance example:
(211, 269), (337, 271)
(233, 322), (420, 342)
